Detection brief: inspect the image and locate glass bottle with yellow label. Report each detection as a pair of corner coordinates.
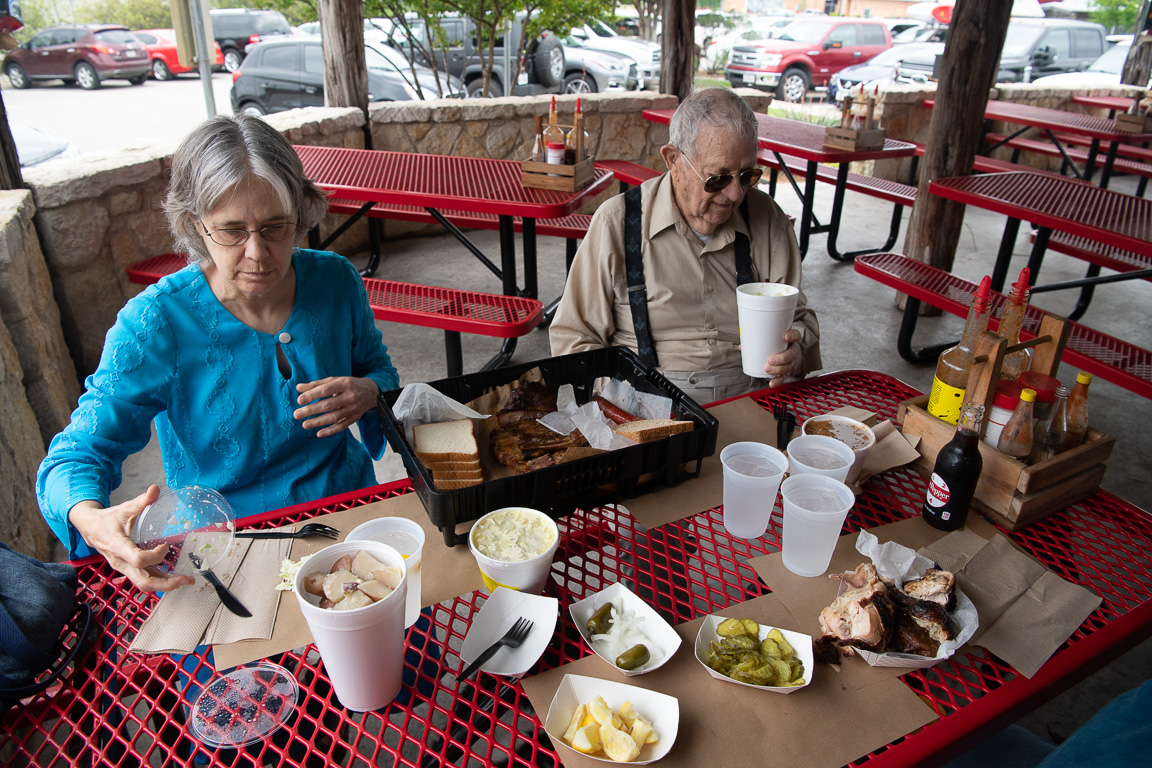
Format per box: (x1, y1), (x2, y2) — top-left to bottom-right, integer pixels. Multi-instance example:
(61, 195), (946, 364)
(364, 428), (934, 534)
(928, 275), (991, 425)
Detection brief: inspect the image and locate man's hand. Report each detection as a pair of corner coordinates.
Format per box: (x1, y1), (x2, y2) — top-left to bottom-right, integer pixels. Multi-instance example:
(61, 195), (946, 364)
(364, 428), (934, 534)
(294, 376), (380, 438)
(765, 329), (802, 388)
(68, 485), (195, 593)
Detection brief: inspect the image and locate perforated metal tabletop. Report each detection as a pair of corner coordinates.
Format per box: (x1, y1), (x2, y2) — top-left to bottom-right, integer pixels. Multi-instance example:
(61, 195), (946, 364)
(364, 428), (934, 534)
(4, 371), (1149, 767)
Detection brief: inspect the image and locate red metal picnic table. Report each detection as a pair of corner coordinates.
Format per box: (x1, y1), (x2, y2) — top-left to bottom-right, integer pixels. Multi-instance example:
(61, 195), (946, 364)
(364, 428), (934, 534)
(1071, 94), (1137, 117)
(295, 145), (614, 368)
(928, 98), (1152, 188)
(929, 170), (1152, 320)
(3, 369), (1150, 768)
(642, 107), (917, 260)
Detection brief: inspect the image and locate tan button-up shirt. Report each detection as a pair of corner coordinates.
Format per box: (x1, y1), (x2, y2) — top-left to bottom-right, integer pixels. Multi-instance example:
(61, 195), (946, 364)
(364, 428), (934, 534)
(550, 174), (821, 377)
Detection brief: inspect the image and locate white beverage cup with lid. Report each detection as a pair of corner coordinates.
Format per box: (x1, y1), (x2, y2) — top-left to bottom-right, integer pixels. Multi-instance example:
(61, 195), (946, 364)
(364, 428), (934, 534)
(720, 441), (788, 539)
(780, 474), (855, 577)
(347, 516), (425, 628)
(293, 541), (407, 711)
(736, 282), (799, 379)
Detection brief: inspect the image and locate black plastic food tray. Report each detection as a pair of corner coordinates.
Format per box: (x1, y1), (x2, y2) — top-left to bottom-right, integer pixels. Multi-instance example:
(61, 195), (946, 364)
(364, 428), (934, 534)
(377, 347), (720, 546)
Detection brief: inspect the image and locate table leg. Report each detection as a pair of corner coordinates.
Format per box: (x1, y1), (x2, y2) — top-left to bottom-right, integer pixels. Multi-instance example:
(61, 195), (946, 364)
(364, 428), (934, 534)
(799, 160), (819, 259)
(444, 331), (463, 377)
(1098, 140), (1120, 189)
(1084, 137), (1102, 182)
(991, 217), (1022, 292)
(826, 166), (906, 261)
(1025, 226), (1051, 284)
(896, 296), (959, 364)
(521, 217), (538, 300)
(1043, 129), (1084, 180)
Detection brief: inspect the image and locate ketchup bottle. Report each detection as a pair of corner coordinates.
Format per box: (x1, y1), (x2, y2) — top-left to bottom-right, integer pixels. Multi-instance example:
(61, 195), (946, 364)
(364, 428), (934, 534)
(923, 402), (985, 531)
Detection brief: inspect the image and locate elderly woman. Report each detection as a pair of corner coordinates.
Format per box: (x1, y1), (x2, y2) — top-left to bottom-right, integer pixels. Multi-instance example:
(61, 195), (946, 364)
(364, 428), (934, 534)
(37, 114), (399, 592)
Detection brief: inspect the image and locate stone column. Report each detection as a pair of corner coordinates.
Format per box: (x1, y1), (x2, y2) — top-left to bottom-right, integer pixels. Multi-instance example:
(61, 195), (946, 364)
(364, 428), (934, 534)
(0, 190), (82, 448)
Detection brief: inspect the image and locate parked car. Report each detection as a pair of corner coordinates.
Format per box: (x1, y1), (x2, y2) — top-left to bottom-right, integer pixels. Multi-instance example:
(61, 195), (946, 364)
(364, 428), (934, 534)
(3, 24), (150, 89)
(899, 18), (1107, 84)
(997, 18), (1107, 83)
(827, 42), (944, 101)
(210, 8), (293, 72)
(10, 122), (80, 167)
(559, 36), (639, 93)
(230, 38), (464, 115)
(725, 18), (891, 102)
(132, 28), (224, 80)
(390, 14), (566, 98)
(1033, 37), (1133, 88)
(892, 25), (947, 45)
(569, 20), (660, 89)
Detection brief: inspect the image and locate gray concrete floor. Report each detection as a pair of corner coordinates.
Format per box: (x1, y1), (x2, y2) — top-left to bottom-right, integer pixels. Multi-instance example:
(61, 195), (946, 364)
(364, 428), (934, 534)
(108, 172), (1151, 750)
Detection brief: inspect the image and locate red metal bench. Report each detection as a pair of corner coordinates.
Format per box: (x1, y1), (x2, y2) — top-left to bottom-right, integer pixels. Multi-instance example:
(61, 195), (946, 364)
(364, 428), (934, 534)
(594, 159), (662, 193)
(853, 252), (1152, 399)
(125, 254), (543, 377)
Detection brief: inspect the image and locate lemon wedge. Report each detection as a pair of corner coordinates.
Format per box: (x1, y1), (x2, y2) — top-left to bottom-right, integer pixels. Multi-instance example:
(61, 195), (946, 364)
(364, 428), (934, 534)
(588, 695), (614, 726)
(599, 720), (641, 762)
(563, 704), (586, 743)
(570, 723), (602, 755)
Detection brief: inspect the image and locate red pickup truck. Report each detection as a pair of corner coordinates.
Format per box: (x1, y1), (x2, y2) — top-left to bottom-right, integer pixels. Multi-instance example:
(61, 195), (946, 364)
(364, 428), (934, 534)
(725, 18), (891, 102)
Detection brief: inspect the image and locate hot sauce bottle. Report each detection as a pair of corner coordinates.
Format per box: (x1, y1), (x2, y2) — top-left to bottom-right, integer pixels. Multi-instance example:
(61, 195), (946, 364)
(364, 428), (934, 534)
(996, 387), (1036, 460)
(544, 96), (566, 165)
(923, 402), (985, 531)
(928, 276), (992, 425)
(1065, 371), (1093, 449)
(997, 267), (1032, 382)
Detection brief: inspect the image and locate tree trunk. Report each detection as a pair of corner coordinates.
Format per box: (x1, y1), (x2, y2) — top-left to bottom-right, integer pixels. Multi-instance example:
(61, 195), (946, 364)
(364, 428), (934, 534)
(319, 0), (371, 148)
(660, 0), (695, 102)
(0, 90), (23, 190)
(901, 0), (1013, 277)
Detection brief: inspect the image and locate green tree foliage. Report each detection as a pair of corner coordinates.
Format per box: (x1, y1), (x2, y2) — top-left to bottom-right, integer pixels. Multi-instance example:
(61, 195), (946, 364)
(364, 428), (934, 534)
(1092, 0), (1141, 32)
(261, 0), (320, 27)
(74, 0), (172, 30)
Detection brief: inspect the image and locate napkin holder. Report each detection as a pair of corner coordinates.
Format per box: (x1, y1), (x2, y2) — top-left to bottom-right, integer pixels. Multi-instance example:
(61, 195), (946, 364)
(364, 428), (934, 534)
(1114, 112), (1152, 133)
(897, 315), (1113, 531)
(825, 94), (886, 150)
(521, 114), (595, 192)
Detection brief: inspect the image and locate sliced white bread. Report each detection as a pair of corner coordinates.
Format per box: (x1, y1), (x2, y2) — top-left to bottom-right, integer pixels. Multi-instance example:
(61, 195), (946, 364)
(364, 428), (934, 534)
(432, 468), (483, 482)
(423, 459), (481, 472)
(414, 419), (478, 463)
(433, 477), (483, 490)
(612, 418), (693, 444)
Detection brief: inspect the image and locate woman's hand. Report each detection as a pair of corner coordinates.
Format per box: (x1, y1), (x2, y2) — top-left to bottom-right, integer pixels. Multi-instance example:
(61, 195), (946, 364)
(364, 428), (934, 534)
(294, 376), (380, 438)
(765, 329), (803, 388)
(68, 485), (195, 593)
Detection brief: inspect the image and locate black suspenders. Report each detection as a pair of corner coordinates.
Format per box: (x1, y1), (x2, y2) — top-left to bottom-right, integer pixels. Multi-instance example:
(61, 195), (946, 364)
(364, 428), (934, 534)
(624, 186), (753, 367)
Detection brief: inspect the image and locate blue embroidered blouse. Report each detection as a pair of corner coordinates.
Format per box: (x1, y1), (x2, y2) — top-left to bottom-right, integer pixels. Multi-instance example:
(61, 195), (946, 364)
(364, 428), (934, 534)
(37, 249), (399, 558)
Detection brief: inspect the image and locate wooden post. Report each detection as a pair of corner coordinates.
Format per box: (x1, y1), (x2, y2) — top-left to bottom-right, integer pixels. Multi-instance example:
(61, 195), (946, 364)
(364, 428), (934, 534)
(318, 0), (371, 149)
(660, 0), (696, 102)
(0, 90), (23, 190)
(900, 0), (1013, 281)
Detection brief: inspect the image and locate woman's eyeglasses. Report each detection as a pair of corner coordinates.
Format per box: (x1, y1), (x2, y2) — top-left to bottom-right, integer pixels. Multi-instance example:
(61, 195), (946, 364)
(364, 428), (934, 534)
(677, 148), (763, 194)
(200, 221), (298, 247)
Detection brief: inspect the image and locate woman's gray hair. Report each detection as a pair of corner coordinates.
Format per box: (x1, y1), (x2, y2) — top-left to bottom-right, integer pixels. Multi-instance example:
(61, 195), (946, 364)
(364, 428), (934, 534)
(668, 88), (759, 159)
(164, 114), (328, 264)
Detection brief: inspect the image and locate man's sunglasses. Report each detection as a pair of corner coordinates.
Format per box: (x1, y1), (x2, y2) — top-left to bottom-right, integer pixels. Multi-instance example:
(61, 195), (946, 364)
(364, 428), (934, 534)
(678, 147), (764, 193)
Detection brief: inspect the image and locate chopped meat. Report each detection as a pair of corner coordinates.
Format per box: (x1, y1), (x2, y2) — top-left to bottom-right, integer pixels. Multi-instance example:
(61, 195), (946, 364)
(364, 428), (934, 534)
(892, 590), (955, 643)
(818, 575), (895, 654)
(903, 567), (956, 611)
(890, 611), (940, 657)
(490, 419), (587, 474)
(496, 381), (557, 427)
(813, 634), (843, 666)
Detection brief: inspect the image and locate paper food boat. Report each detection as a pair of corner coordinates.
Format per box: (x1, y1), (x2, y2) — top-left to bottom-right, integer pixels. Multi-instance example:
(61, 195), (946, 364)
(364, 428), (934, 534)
(543, 674), (679, 764)
(569, 582), (682, 676)
(459, 587), (557, 678)
(835, 578), (979, 669)
(693, 615), (813, 693)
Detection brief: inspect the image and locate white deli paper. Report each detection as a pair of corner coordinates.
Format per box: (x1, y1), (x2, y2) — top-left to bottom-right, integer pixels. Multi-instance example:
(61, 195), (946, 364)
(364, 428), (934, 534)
(537, 384), (634, 451)
(848, 530), (980, 668)
(391, 382), (489, 443)
(600, 379), (674, 421)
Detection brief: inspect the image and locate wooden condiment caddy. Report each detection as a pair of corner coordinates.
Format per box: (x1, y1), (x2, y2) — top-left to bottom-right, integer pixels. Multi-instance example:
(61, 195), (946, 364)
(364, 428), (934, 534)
(521, 114), (595, 192)
(824, 93), (886, 150)
(1114, 112), (1152, 133)
(898, 315), (1114, 531)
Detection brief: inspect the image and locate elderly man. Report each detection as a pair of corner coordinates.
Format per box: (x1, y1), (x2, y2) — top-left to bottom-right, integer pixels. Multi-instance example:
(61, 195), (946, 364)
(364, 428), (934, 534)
(550, 88), (821, 402)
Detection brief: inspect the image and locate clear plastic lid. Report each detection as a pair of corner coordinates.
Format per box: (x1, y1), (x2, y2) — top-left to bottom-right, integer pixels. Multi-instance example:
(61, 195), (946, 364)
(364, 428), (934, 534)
(189, 662), (299, 749)
(130, 486), (235, 573)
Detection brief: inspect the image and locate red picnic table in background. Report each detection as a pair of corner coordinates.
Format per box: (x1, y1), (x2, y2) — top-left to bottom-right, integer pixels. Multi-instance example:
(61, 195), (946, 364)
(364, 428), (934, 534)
(3, 370), (1151, 767)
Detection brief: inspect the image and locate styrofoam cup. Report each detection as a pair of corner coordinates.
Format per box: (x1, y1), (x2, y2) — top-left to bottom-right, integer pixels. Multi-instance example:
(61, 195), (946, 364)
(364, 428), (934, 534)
(347, 517), (425, 628)
(294, 541), (407, 711)
(801, 414), (877, 484)
(736, 283), (799, 378)
(468, 507), (559, 595)
(786, 434), (855, 482)
(780, 474), (855, 578)
(720, 441), (787, 540)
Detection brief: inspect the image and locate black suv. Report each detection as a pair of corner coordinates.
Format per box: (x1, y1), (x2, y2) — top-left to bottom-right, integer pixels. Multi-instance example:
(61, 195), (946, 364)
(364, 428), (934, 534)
(210, 8), (293, 72)
(396, 14), (566, 97)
